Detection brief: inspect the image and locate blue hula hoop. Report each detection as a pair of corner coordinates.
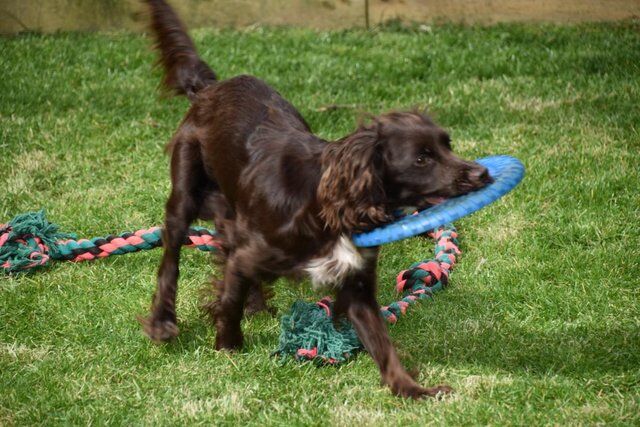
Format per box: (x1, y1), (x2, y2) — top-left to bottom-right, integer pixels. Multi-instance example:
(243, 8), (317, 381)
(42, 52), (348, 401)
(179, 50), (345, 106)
(352, 155), (525, 247)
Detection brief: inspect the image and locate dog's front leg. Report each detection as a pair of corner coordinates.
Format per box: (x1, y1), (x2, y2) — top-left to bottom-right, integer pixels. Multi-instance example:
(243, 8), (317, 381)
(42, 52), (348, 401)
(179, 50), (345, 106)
(334, 250), (453, 399)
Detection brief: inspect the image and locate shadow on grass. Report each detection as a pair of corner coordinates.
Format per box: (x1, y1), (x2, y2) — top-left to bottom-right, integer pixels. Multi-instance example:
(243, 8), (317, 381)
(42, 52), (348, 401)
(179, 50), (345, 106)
(152, 314), (281, 355)
(133, 296), (639, 386)
(396, 315), (640, 382)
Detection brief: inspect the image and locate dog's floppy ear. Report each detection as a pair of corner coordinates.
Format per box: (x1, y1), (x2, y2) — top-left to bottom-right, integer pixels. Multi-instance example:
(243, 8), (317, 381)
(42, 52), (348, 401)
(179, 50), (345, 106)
(318, 124), (390, 233)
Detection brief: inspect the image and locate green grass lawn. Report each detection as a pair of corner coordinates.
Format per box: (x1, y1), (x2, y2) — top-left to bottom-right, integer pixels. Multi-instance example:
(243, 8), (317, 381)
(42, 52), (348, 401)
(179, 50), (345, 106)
(1, 21), (639, 425)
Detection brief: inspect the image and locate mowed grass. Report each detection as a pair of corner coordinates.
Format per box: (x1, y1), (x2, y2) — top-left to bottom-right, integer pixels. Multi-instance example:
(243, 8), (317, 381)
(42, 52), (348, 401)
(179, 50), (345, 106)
(1, 21), (639, 425)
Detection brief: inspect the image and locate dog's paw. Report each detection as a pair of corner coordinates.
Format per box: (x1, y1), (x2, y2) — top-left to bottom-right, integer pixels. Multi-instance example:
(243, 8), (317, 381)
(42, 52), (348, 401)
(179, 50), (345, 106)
(215, 327), (243, 351)
(421, 384), (454, 399)
(138, 316), (179, 343)
(244, 285), (276, 317)
(391, 380), (454, 400)
(244, 303), (276, 317)
(215, 337), (243, 351)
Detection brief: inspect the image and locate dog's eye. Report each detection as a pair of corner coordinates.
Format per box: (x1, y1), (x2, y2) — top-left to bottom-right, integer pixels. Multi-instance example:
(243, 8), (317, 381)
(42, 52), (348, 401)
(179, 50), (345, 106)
(415, 148), (433, 166)
(415, 155), (430, 166)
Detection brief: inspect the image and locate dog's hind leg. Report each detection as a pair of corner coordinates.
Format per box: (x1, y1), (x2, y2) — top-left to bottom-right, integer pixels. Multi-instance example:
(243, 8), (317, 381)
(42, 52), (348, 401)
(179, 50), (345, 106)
(140, 136), (207, 342)
(213, 248), (258, 350)
(244, 277), (276, 316)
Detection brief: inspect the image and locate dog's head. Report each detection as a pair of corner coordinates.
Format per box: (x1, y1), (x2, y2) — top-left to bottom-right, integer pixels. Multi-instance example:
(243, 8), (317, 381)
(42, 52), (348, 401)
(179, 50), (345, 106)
(318, 111), (493, 232)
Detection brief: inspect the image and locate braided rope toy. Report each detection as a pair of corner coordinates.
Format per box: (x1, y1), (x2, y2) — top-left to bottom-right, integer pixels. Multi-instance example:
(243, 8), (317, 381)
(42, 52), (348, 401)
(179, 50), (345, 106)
(1, 156), (522, 364)
(1, 210), (458, 364)
(274, 226), (459, 364)
(2, 156), (522, 274)
(0, 211), (220, 274)
(2, 155), (522, 273)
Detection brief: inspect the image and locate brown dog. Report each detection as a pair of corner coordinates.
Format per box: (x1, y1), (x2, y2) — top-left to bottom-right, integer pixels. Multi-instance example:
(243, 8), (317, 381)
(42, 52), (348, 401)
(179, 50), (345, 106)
(140, 0), (492, 398)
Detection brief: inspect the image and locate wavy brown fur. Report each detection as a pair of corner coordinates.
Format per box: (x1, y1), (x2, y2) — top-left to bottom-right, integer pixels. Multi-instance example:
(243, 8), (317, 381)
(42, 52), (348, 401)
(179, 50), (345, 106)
(144, 0), (217, 101)
(318, 124), (391, 232)
(139, 0), (493, 399)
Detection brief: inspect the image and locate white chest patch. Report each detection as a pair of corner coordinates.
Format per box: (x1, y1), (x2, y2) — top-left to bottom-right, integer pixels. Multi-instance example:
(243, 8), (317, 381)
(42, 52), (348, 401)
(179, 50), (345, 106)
(304, 235), (363, 289)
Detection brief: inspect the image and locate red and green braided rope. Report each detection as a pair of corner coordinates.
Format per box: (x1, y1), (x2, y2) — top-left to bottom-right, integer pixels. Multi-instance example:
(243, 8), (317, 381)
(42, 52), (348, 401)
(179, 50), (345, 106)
(2, 210), (460, 365)
(276, 226), (460, 364)
(0, 211), (220, 274)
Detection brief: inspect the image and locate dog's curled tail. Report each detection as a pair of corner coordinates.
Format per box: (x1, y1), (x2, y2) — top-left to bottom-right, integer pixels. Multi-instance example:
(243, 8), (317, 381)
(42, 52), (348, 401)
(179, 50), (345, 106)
(144, 0), (217, 101)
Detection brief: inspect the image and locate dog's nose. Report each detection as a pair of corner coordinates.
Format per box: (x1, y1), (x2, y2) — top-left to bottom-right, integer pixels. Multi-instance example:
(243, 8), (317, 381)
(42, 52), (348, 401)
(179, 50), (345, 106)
(469, 166), (493, 186)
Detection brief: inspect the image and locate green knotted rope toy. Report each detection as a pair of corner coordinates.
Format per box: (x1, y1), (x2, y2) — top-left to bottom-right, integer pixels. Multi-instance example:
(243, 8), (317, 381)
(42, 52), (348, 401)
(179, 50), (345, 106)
(0, 210), (219, 273)
(1, 210), (460, 365)
(274, 226), (459, 364)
